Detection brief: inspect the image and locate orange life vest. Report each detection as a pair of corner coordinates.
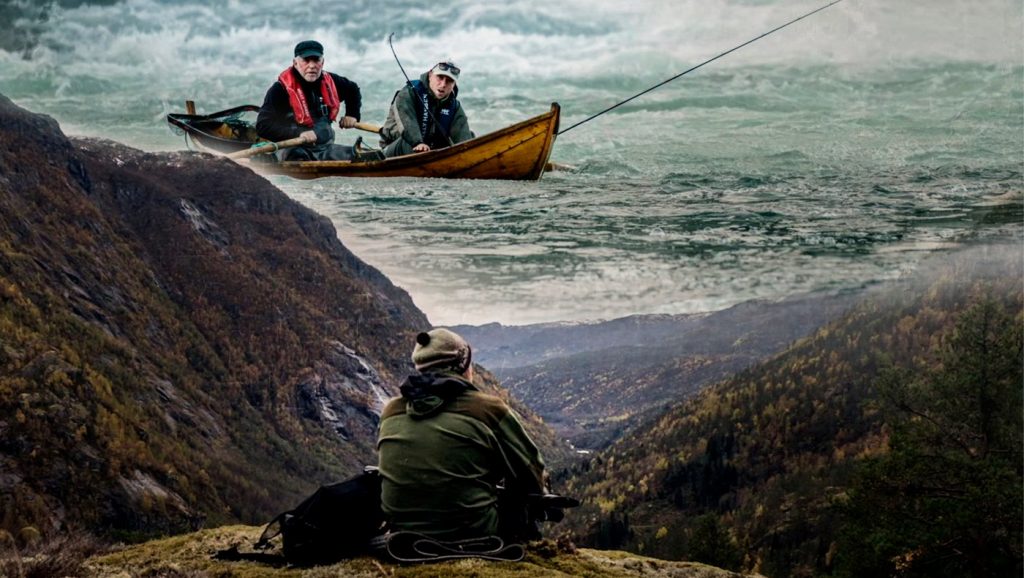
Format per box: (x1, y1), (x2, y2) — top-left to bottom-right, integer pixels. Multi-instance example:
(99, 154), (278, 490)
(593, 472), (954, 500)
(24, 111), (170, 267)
(277, 68), (340, 127)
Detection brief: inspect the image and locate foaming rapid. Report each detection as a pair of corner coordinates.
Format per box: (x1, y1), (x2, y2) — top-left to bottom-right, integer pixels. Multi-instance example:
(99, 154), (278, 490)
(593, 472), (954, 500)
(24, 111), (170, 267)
(1, 0), (1021, 325)
(2, 0), (1019, 142)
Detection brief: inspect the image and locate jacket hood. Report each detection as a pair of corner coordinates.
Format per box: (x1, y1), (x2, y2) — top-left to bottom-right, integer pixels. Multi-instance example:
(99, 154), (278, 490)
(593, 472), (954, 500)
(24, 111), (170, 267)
(400, 372), (475, 418)
(418, 70), (459, 102)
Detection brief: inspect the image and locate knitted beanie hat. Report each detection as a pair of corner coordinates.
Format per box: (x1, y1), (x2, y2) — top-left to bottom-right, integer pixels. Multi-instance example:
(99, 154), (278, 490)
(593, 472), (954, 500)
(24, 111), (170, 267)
(411, 328), (472, 373)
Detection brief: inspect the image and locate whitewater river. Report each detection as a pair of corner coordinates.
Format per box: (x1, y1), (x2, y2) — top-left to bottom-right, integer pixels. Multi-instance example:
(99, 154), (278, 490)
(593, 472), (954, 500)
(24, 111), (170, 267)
(2, 0), (1020, 325)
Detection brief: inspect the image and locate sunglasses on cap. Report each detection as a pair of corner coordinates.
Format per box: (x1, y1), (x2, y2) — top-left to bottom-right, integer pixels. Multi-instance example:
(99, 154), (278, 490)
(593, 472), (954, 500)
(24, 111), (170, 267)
(301, 55), (322, 63)
(435, 62), (460, 76)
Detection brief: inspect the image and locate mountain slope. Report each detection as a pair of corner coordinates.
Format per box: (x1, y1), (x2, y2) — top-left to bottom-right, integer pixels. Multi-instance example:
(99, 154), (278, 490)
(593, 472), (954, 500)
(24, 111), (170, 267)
(0, 93), (566, 542)
(559, 244), (1022, 577)
(455, 314), (710, 370)
(461, 293), (857, 449)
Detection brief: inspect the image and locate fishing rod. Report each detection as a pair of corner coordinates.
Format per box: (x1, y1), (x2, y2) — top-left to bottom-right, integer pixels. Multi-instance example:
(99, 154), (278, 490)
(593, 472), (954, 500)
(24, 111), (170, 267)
(387, 32), (455, 147)
(557, 0), (845, 136)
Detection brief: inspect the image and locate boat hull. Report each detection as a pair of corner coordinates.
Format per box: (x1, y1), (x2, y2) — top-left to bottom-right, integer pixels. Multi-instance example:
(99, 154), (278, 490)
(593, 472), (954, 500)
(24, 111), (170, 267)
(167, 104), (559, 181)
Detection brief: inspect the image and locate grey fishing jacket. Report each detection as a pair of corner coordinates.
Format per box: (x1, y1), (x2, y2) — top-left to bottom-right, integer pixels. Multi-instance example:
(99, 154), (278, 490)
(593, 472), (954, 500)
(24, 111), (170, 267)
(379, 71), (472, 150)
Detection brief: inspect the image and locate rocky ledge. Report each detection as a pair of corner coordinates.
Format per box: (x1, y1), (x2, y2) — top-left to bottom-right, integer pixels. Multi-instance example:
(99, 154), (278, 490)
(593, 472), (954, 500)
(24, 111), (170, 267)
(83, 525), (761, 578)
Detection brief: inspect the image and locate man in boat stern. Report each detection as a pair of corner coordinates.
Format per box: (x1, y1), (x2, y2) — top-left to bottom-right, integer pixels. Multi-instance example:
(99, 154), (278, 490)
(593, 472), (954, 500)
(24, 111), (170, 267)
(256, 40), (361, 161)
(379, 59), (473, 158)
(376, 328), (548, 541)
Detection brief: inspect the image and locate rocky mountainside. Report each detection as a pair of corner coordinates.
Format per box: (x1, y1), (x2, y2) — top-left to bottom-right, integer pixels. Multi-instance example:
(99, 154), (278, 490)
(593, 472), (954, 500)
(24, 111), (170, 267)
(559, 245), (1023, 577)
(458, 293), (858, 449)
(0, 93), (566, 543)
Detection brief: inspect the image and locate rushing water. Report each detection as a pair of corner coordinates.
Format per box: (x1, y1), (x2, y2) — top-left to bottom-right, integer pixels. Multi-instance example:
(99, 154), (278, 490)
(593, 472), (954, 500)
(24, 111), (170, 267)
(2, 0), (1021, 325)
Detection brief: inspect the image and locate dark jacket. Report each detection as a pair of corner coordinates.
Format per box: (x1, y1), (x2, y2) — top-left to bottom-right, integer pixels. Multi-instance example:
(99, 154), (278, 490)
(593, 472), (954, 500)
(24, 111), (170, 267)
(256, 68), (361, 143)
(376, 371), (546, 540)
(379, 71), (472, 150)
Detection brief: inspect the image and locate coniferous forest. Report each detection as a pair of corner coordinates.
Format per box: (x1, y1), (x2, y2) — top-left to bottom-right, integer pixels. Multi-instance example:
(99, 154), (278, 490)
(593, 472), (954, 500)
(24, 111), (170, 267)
(558, 246), (1022, 578)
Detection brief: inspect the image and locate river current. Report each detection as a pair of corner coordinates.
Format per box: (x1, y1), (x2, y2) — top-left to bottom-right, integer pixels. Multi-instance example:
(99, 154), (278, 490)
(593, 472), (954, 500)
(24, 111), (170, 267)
(2, 0), (1021, 324)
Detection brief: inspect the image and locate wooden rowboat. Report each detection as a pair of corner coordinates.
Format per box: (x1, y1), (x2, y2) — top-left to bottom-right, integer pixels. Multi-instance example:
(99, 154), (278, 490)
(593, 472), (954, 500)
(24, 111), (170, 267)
(166, 103), (560, 180)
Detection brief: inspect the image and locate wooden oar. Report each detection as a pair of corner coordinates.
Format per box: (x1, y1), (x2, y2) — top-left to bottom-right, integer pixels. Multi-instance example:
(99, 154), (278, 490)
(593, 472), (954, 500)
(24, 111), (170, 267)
(227, 136), (311, 159)
(354, 122), (381, 134)
(226, 122), (382, 160)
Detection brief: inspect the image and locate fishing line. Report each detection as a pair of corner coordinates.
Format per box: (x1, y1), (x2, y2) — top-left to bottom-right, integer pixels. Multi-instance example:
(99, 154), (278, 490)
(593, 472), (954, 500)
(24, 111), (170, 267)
(557, 0), (845, 136)
(387, 32), (414, 86)
(387, 32), (455, 147)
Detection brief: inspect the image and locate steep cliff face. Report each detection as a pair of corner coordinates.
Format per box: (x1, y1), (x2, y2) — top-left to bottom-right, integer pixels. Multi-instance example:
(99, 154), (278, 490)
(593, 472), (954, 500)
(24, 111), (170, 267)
(0, 94), (564, 542)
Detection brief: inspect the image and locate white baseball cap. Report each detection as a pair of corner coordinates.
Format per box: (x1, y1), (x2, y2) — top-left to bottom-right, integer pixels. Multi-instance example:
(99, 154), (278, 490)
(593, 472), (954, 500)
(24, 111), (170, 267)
(431, 59), (461, 81)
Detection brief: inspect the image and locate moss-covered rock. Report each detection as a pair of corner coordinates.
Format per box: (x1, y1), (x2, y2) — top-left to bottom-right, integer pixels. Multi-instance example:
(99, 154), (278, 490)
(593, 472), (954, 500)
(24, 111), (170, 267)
(84, 525), (760, 578)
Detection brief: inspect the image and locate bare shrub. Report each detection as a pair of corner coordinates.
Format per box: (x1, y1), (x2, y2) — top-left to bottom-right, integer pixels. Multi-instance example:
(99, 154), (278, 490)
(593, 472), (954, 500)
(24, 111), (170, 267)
(0, 531), (103, 578)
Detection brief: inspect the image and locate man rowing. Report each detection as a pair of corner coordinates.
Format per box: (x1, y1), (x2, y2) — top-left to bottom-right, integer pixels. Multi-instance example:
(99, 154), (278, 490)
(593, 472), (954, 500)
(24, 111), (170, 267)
(256, 40), (362, 161)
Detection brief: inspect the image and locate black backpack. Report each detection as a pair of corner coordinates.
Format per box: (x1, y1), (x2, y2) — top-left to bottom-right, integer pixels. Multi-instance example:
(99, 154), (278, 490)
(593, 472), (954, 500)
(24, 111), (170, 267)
(252, 468), (384, 566)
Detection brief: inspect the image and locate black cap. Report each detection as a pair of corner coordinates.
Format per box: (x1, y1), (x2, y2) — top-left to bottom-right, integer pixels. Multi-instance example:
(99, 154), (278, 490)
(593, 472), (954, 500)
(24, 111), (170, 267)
(294, 40), (324, 58)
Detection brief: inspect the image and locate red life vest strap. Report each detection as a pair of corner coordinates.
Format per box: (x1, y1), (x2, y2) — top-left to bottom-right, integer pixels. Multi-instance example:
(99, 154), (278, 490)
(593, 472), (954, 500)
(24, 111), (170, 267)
(278, 68), (341, 127)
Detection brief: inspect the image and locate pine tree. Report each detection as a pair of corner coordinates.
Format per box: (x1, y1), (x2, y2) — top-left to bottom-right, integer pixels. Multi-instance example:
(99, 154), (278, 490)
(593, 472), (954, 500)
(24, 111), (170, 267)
(687, 513), (742, 571)
(836, 297), (1023, 577)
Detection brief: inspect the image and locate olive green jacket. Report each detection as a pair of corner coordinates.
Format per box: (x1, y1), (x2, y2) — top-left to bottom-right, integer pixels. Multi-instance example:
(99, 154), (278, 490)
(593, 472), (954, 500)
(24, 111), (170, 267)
(376, 371), (546, 539)
(379, 71), (472, 150)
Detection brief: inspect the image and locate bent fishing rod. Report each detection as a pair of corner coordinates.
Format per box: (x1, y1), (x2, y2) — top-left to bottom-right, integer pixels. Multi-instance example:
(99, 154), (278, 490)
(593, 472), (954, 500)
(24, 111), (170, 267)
(387, 32), (455, 147)
(558, 0), (845, 136)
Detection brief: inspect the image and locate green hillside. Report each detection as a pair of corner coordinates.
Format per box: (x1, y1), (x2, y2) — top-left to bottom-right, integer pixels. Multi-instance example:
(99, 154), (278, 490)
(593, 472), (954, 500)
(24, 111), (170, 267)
(560, 245), (1023, 577)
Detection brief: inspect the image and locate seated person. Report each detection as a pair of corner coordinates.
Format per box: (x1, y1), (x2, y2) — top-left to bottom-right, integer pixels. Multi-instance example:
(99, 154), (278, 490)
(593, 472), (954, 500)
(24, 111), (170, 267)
(377, 328), (547, 541)
(256, 40), (361, 161)
(379, 59), (473, 158)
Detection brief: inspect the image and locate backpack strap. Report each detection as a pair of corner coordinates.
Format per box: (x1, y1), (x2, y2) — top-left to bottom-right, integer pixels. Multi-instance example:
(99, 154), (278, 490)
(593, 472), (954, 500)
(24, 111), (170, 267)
(253, 512), (287, 550)
(373, 531), (525, 563)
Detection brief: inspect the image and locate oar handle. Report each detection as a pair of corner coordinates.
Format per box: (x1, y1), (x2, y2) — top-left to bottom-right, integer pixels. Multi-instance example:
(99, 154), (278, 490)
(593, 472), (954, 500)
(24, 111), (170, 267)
(227, 136), (311, 159)
(354, 121), (381, 134)
(227, 123), (379, 160)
